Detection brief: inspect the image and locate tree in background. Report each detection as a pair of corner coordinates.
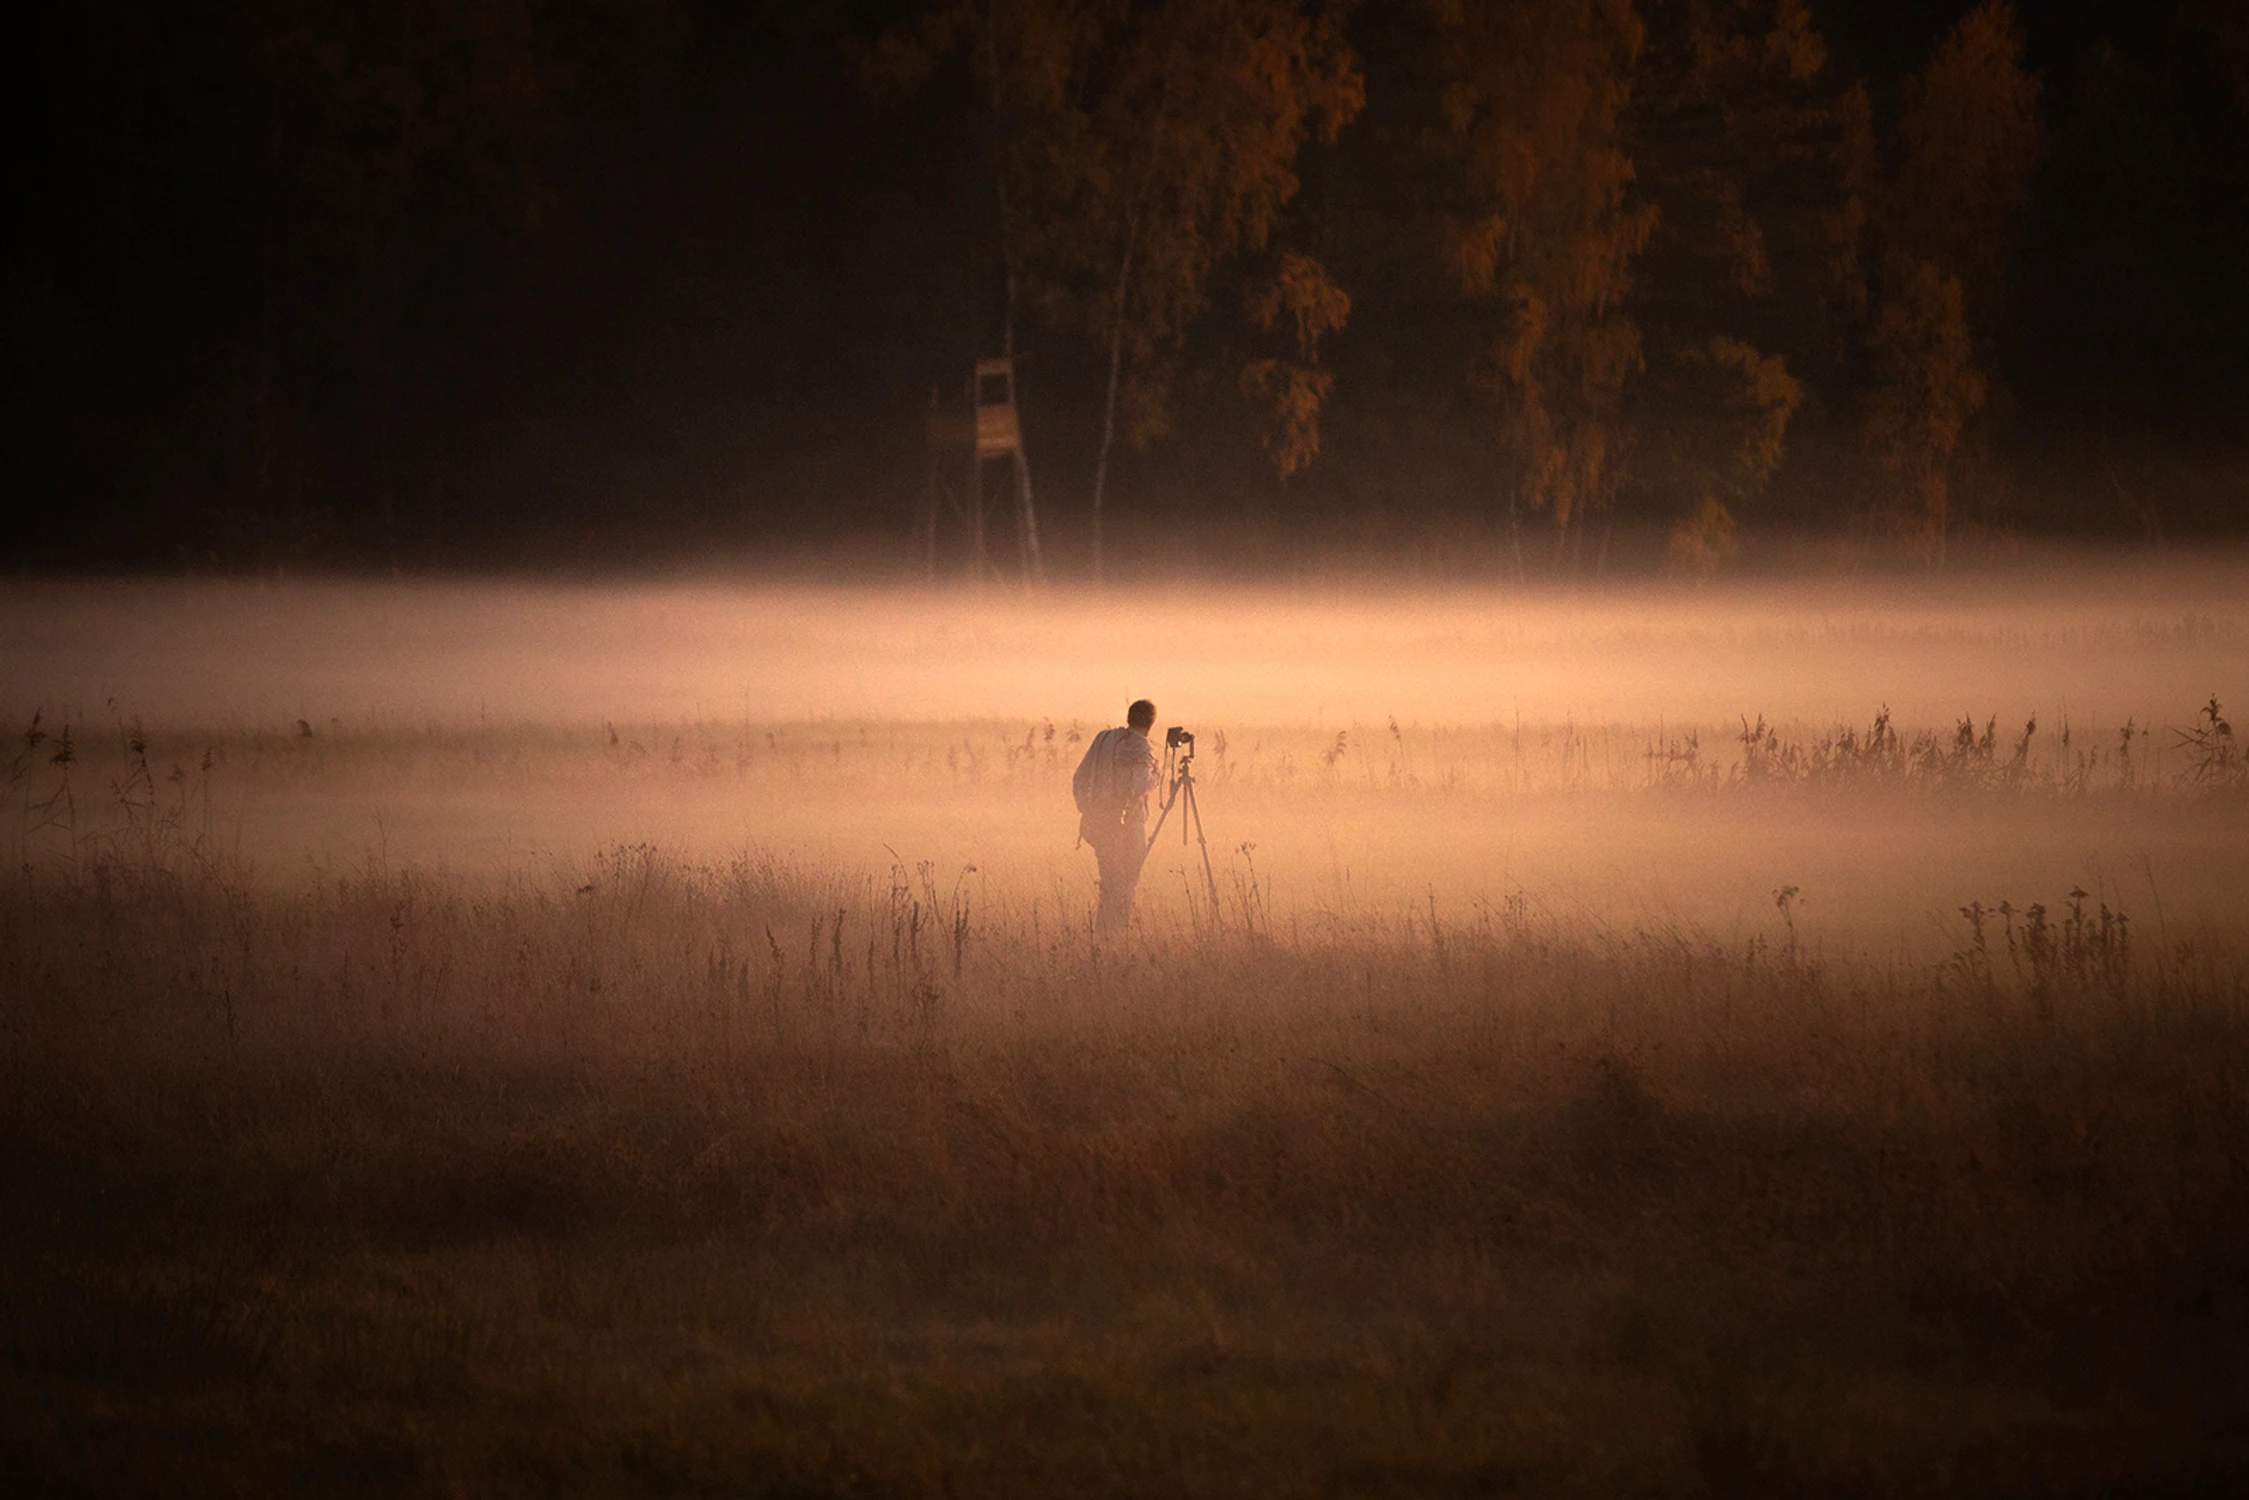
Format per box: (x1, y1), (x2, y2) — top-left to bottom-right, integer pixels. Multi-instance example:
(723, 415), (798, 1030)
(1864, 0), (2042, 564)
(856, 0), (1093, 582)
(1240, 249), (1353, 480)
(1623, 0), (1849, 571)
(1044, 0), (1362, 580)
(54, 0), (557, 565)
(1662, 336), (1802, 579)
(865, 0), (1362, 581)
(1887, 0), (2043, 333)
(1434, 0), (1659, 576)
(1863, 259), (1985, 568)
(32, 0), (2244, 569)
(298, 0), (554, 562)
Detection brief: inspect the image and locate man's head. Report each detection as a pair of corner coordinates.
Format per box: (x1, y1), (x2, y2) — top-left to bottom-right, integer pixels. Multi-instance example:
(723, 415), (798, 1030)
(1127, 699), (1156, 735)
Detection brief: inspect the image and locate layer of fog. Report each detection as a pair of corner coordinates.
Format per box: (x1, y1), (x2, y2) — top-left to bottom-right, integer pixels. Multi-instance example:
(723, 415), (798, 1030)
(6, 563), (2244, 730)
(5, 566), (2243, 959)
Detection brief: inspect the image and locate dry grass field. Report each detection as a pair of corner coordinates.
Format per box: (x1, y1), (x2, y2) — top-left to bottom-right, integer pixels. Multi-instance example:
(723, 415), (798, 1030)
(4, 575), (2247, 1495)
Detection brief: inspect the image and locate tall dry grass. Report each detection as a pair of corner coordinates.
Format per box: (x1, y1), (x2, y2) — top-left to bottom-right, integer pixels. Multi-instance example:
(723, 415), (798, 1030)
(5, 794), (2246, 1494)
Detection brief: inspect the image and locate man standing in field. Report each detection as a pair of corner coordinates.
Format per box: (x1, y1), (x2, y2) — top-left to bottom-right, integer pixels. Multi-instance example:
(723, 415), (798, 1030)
(1074, 698), (1162, 940)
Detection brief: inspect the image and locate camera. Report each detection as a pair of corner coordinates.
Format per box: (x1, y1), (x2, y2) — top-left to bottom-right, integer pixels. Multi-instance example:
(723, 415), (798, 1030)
(1143, 718), (1219, 911)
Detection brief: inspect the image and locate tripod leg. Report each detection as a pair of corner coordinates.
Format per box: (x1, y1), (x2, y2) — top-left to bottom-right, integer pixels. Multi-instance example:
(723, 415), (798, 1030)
(1145, 781), (1178, 857)
(1182, 778), (1223, 924)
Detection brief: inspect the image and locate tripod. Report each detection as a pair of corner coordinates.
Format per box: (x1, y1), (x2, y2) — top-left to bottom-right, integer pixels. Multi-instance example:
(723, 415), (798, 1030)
(1146, 738), (1223, 922)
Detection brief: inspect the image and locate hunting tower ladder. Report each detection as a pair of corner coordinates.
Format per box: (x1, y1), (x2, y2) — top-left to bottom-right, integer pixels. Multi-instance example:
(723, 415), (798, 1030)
(924, 356), (1043, 584)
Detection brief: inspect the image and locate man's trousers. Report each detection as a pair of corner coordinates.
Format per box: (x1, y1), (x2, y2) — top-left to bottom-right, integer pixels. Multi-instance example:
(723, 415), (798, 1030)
(1092, 826), (1149, 939)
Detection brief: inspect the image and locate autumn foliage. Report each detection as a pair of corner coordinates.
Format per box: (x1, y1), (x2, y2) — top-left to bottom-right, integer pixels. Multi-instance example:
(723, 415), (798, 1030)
(25, 0), (2245, 571)
(869, 0), (2079, 574)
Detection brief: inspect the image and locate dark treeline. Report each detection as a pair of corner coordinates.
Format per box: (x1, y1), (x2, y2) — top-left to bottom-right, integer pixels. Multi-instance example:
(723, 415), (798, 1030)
(14, 0), (2249, 575)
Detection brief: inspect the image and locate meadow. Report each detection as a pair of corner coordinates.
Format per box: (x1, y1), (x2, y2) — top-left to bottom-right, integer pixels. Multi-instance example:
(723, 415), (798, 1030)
(4, 571), (2247, 1495)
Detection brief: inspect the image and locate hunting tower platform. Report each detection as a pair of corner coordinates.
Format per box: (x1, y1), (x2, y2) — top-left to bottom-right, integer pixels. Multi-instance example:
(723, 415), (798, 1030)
(924, 356), (1043, 583)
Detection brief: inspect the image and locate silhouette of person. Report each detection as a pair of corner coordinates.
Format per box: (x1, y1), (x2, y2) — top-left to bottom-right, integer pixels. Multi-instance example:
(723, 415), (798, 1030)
(1073, 698), (1161, 940)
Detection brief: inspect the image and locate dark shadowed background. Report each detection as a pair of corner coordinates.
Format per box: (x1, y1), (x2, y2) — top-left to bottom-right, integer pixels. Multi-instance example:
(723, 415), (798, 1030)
(12, 0), (2248, 575)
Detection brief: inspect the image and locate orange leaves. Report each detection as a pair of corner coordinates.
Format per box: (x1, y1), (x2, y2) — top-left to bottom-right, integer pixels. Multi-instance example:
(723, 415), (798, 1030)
(937, 0), (1362, 370)
(1239, 358), (1335, 479)
(1865, 259), (1986, 564)
(1438, 214), (1508, 299)
(1890, 0), (2044, 322)
(1859, 1), (2037, 564)
(1642, 334), (1799, 581)
(1763, 0), (1826, 82)
(1703, 337), (1802, 495)
(1666, 494), (1738, 581)
(1438, 0), (1654, 537)
(1867, 262), (1985, 464)
(1248, 250), (1351, 361)
(1242, 250), (1350, 480)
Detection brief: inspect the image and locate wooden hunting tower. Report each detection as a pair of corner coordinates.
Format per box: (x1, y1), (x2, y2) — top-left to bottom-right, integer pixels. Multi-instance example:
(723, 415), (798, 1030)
(924, 356), (1043, 583)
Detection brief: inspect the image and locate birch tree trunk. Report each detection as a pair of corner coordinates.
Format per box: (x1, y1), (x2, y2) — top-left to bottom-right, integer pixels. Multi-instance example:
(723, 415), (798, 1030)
(1088, 82), (1169, 588)
(1088, 240), (1134, 587)
(1002, 267), (1045, 585)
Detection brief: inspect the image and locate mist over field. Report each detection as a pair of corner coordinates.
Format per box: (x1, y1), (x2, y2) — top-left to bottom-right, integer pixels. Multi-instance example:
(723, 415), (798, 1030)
(7, 563), (2248, 1495)
(12, 563), (2249, 727)
(7, 564), (2245, 954)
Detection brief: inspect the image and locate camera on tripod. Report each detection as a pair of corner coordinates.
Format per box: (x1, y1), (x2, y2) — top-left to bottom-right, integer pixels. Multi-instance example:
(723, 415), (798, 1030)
(1146, 722), (1220, 915)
